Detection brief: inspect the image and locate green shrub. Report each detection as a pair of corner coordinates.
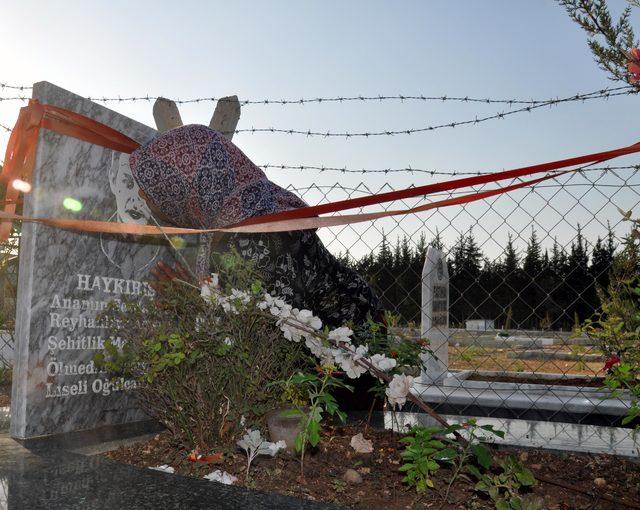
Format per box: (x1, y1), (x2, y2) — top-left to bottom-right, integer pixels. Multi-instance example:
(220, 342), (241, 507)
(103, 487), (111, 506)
(96, 255), (313, 450)
(470, 455), (536, 510)
(580, 215), (640, 428)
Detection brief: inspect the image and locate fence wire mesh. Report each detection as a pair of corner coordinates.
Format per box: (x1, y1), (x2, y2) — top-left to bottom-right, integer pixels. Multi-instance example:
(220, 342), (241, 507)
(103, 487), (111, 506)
(0, 85), (638, 452)
(286, 167), (640, 455)
(0, 235), (18, 370)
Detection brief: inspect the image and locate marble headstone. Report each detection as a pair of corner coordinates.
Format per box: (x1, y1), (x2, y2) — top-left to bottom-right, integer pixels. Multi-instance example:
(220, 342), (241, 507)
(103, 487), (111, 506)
(420, 247), (450, 384)
(11, 82), (196, 439)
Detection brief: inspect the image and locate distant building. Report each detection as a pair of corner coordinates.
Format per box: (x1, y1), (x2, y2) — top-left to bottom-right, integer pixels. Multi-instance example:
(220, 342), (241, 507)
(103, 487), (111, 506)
(465, 319), (495, 331)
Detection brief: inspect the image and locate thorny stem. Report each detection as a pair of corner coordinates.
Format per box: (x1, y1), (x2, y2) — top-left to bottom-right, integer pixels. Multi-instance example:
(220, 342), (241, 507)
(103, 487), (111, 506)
(170, 275), (465, 451)
(440, 438), (471, 507)
(298, 372), (330, 480)
(364, 397), (377, 433)
(171, 275), (458, 436)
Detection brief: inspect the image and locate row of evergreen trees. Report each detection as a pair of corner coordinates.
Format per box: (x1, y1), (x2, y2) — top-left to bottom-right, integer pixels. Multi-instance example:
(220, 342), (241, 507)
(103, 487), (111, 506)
(339, 225), (620, 331)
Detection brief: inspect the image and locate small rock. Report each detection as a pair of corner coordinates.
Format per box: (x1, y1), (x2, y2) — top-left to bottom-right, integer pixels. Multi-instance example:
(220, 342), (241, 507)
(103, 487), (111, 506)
(358, 467), (371, 475)
(530, 463), (542, 470)
(204, 470), (238, 485)
(350, 433), (374, 454)
(149, 464), (174, 474)
(594, 477), (607, 487)
(343, 468), (363, 484)
(519, 451), (528, 462)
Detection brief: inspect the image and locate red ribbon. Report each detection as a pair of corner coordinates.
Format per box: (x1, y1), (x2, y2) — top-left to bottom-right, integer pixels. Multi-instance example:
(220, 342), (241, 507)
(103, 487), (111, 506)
(1, 100), (639, 239)
(0, 100), (139, 240)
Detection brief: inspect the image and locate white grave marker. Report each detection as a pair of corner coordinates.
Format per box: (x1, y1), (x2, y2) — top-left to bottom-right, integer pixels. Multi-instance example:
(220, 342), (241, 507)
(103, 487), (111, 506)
(420, 247), (450, 384)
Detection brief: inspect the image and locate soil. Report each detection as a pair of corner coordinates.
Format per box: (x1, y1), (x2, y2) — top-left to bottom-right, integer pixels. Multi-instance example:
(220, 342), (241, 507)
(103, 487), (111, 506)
(103, 423), (640, 510)
(466, 374), (606, 388)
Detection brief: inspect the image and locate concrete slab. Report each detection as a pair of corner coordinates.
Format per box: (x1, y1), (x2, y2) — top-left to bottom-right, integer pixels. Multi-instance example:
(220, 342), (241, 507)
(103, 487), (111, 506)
(385, 412), (639, 457)
(414, 376), (631, 416)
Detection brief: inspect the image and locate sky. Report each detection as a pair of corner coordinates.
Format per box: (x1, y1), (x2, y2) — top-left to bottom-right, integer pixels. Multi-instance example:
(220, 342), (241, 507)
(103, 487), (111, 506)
(1, 0), (639, 261)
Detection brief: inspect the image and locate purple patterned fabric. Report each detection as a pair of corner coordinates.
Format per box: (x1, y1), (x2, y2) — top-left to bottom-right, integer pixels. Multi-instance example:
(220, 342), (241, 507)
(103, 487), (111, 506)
(129, 124), (307, 228)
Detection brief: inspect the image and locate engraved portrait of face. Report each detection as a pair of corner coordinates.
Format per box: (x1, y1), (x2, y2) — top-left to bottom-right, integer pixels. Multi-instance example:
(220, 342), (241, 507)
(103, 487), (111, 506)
(102, 152), (160, 276)
(108, 152), (151, 224)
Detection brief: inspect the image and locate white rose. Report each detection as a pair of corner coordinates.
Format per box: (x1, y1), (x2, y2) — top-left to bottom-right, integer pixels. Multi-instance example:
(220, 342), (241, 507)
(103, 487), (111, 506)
(333, 344), (368, 379)
(385, 373), (414, 409)
(370, 353), (397, 372)
(328, 327), (354, 345)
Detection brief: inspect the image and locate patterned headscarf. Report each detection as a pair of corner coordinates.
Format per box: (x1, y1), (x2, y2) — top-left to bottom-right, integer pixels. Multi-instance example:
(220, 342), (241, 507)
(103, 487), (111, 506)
(129, 124), (307, 228)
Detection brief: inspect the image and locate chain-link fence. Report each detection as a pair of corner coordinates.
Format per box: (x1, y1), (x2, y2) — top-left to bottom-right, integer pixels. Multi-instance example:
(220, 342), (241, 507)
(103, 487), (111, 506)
(0, 140), (638, 450)
(0, 235), (18, 370)
(287, 167), (640, 455)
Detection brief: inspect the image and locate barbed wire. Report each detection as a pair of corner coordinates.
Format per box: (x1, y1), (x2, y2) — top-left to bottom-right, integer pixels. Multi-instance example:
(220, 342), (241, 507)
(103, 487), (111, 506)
(0, 96), (28, 102)
(0, 88), (637, 142)
(0, 82), (31, 91)
(0, 87), (636, 140)
(87, 85), (633, 105)
(234, 89), (637, 137)
(261, 164), (640, 176)
(0, 84), (633, 106)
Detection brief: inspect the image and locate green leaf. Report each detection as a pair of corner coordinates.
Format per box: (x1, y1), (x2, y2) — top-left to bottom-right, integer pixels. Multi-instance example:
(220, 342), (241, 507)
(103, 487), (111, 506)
(515, 468), (536, 487)
(475, 480), (489, 492)
(307, 419), (321, 447)
(496, 500), (510, 510)
(426, 460), (440, 472)
(480, 424), (506, 438)
(466, 465), (483, 480)
(432, 448), (457, 461)
(311, 406), (323, 422)
(250, 281), (262, 294)
(93, 351), (105, 365)
(509, 496), (522, 510)
(472, 444), (492, 470)
(294, 432), (304, 452)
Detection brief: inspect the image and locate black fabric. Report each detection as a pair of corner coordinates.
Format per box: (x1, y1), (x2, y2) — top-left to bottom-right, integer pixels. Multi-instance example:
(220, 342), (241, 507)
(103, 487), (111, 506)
(211, 230), (382, 328)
